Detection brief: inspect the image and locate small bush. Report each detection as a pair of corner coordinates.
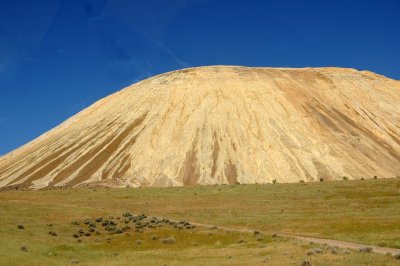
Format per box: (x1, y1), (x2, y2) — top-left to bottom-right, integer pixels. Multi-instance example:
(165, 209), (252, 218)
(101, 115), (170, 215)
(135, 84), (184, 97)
(272, 179), (277, 184)
(342, 176), (348, 180)
(373, 175), (378, 179)
(106, 226), (116, 232)
(307, 248), (323, 256)
(161, 238), (176, 244)
(319, 178), (324, 182)
(101, 220), (109, 226)
(359, 247), (372, 253)
(122, 226), (130, 231)
(17, 224), (24, 229)
(122, 212), (133, 217)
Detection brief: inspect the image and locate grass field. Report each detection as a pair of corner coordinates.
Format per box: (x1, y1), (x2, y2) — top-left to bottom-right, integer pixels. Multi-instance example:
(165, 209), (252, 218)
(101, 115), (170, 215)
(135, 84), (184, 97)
(0, 178), (399, 265)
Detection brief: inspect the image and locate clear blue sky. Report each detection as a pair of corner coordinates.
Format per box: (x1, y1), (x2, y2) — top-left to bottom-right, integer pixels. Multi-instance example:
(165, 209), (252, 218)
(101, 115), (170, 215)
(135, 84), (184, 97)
(1, 0), (399, 155)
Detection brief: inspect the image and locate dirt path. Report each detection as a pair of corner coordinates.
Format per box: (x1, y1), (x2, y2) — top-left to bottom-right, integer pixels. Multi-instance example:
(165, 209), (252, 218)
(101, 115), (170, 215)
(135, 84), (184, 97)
(279, 234), (400, 256)
(188, 221), (400, 256)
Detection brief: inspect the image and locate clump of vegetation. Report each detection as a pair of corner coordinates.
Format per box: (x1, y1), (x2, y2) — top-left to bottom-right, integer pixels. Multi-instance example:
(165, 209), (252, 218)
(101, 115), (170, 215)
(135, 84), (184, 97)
(122, 212), (133, 218)
(48, 231), (57, 236)
(161, 238), (176, 244)
(342, 176), (349, 180)
(20, 246), (28, 252)
(359, 247), (372, 253)
(272, 179), (277, 184)
(307, 248), (323, 256)
(70, 259), (79, 264)
(17, 224), (24, 229)
(122, 226), (130, 231)
(319, 178), (324, 182)
(373, 176), (378, 179)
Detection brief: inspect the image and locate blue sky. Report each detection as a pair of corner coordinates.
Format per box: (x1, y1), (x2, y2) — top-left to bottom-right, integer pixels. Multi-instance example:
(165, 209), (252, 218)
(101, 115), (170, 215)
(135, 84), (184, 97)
(0, 0), (399, 155)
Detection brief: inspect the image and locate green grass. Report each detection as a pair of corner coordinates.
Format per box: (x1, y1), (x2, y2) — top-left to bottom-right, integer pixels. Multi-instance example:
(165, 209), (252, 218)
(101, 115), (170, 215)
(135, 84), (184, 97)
(0, 178), (399, 265)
